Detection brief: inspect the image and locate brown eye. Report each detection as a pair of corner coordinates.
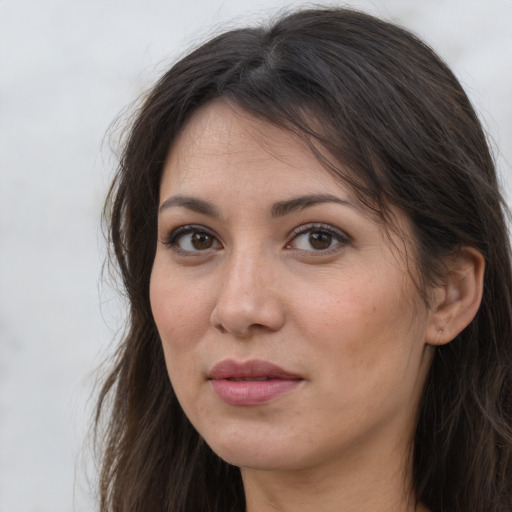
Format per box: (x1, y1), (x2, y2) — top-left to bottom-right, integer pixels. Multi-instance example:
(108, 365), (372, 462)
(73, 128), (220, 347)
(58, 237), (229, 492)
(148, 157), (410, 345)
(288, 224), (349, 253)
(164, 226), (221, 253)
(309, 231), (332, 250)
(191, 232), (214, 250)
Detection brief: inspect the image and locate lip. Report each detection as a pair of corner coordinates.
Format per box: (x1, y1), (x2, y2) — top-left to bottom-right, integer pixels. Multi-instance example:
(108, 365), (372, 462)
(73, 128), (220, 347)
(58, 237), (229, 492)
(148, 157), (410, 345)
(208, 359), (303, 406)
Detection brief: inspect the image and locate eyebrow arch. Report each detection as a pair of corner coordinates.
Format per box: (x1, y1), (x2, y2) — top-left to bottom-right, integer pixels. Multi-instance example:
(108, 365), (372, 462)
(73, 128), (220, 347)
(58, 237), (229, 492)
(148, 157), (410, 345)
(159, 195), (220, 218)
(159, 193), (358, 218)
(271, 194), (358, 217)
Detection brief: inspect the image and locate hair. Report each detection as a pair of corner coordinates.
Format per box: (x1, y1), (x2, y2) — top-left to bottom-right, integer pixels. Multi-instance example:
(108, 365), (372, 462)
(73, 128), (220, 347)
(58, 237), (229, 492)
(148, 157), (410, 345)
(96, 7), (512, 512)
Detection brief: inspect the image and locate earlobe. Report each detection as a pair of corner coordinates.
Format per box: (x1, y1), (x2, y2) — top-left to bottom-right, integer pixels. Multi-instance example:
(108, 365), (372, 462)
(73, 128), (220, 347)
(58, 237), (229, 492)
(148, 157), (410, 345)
(426, 246), (485, 346)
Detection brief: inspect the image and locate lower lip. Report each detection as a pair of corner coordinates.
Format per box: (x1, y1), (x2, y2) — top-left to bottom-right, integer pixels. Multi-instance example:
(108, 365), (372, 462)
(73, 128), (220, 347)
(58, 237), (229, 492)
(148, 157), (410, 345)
(210, 379), (302, 406)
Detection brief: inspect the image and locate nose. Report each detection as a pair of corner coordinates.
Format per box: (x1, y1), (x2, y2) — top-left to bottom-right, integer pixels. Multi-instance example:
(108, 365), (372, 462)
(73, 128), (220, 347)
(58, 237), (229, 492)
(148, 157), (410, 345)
(210, 250), (286, 338)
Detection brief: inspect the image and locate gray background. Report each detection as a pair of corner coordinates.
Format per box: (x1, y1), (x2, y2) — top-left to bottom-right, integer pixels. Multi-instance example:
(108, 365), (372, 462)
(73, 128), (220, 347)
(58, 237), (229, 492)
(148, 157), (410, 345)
(1, 0), (511, 510)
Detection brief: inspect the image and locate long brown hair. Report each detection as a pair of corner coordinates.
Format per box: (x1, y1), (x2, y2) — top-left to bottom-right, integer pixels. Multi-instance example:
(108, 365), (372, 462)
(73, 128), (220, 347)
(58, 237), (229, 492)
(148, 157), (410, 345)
(96, 8), (512, 511)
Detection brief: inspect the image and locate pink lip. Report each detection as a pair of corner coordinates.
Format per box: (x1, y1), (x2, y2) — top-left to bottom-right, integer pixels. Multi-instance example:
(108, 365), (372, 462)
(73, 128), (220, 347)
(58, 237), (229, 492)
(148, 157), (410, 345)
(208, 359), (303, 406)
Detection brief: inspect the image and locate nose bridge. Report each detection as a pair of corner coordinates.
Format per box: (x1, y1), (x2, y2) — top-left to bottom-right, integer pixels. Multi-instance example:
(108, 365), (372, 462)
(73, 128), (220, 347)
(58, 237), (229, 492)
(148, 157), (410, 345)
(227, 244), (263, 291)
(210, 242), (285, 336)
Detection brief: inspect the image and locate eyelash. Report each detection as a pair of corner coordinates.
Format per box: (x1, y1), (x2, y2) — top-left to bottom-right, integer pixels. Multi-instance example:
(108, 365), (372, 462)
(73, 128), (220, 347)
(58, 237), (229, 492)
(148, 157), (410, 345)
(161, 223), (350, 255)
(286, 223), (350, 254)
(161, 224), (220, 254)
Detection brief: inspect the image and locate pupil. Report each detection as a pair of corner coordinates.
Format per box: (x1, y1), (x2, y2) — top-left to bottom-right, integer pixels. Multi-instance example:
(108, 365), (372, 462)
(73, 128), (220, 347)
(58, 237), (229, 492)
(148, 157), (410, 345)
(192, 233), (213, 250)
(309, 231), (332, 250)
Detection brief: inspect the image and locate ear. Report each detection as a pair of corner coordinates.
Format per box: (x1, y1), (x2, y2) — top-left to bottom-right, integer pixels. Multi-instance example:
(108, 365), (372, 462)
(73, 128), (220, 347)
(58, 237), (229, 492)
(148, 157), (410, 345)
(426, 246), (485, 346)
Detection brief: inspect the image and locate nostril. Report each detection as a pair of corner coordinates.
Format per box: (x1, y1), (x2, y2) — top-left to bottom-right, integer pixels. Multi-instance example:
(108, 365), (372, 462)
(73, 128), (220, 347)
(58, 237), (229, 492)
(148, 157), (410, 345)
(210, 300), (285, 338)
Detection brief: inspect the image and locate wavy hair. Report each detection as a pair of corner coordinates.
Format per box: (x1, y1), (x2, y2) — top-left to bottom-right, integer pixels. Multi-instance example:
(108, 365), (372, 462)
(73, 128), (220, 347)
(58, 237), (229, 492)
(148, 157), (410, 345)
(96, 8), (512, 511)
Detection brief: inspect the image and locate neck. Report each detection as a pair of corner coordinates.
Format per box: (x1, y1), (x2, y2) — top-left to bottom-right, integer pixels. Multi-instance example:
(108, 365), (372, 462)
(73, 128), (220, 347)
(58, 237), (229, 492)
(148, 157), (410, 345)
(241, 436), (428, 512)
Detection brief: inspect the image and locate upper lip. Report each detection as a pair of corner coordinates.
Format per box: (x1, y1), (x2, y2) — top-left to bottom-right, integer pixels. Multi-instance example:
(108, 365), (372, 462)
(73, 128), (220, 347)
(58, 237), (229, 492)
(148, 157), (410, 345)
(208, 359), (303, 380)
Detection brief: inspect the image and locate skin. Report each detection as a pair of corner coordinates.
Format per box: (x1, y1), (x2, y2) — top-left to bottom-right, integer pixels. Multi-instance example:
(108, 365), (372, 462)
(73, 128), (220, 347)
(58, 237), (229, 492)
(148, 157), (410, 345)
(150, 101), (483, 512)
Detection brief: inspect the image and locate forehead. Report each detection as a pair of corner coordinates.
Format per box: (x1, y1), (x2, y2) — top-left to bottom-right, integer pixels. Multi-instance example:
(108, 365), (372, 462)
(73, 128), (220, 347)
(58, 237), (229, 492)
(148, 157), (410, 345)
(161, 101), (350, 197)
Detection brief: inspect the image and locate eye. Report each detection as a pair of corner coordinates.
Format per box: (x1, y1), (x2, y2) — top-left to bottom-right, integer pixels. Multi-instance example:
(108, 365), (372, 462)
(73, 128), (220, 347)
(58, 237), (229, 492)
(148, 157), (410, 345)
(162, 225), (221, 253)
(287, 224), (349, 253)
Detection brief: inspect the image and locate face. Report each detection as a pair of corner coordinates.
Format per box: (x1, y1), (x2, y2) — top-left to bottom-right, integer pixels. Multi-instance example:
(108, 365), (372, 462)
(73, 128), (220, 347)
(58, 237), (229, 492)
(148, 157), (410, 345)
(150, 101), (435, 474)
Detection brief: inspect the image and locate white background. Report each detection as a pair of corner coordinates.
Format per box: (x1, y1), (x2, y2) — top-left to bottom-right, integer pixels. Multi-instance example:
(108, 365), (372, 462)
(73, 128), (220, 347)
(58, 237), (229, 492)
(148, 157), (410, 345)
(1, 1), (511, 510)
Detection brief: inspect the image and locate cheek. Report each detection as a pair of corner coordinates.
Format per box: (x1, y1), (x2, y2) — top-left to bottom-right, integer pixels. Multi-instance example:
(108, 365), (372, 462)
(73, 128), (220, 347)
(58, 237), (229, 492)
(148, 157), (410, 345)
(149, 268), (212, 392)
(298, 271), (424, 381)
(301, 274), (401, 339)
(150, 271), (209, 411)
(150, 263), (211, 342)
(297, 277), (429, 439)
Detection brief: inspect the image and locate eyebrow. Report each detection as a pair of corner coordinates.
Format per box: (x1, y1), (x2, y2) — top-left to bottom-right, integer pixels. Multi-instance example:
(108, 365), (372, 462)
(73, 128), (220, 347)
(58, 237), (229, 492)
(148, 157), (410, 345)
(158, 193), (357, 218)
(270, 194), (358, 217)
(159, 195), (221, 217)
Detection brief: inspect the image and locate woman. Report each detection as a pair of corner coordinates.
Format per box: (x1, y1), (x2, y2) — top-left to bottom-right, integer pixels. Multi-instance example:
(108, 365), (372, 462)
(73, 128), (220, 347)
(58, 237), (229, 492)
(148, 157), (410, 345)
(96, 7), (512, 512)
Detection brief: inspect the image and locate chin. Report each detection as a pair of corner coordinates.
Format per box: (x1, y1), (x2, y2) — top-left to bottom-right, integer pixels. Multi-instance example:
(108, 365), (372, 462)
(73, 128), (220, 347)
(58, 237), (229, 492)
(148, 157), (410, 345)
(206, 429), (338, 474)
(202, 430), (302, 470)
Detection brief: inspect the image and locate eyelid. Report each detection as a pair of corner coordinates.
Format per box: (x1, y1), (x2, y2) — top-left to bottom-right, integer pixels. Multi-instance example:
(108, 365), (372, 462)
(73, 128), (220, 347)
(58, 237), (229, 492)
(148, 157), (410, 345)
(286, 223), (351, 251)
(161, 224), (222, 253)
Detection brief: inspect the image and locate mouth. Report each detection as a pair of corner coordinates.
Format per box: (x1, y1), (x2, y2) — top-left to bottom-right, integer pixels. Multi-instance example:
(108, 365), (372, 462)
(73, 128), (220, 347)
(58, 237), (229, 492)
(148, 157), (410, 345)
(208, 359), (303, 406)
(226, 377), (273, 381)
